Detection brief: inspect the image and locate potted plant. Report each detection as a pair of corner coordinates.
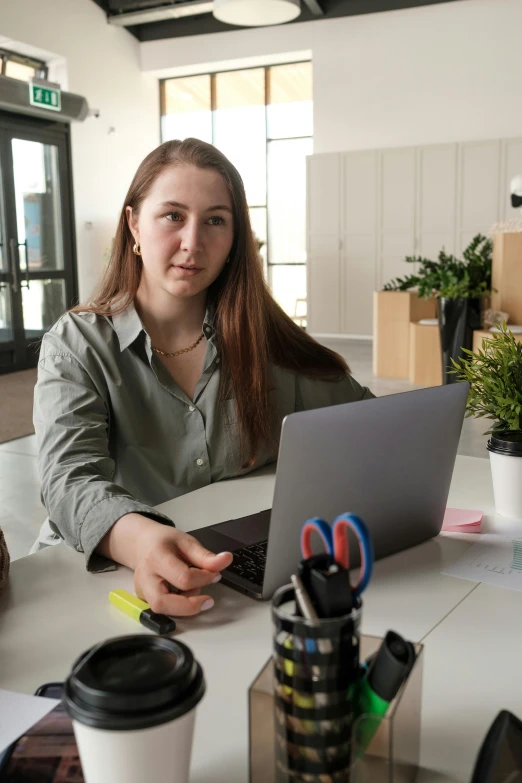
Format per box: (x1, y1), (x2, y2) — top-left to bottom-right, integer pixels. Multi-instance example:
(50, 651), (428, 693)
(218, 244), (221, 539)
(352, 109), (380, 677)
(451, 324), (522, 520)
(383, 234), (493, 384)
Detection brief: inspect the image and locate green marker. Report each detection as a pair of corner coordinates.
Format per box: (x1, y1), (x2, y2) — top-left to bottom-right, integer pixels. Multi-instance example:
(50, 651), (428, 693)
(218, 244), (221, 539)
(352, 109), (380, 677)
(356, 631), (415, 755)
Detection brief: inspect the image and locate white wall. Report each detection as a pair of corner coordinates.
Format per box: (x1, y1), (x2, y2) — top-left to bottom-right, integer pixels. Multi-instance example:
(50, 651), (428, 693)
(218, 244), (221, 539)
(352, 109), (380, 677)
(1, 0), (159, 299)
(141, 0), (522, 154)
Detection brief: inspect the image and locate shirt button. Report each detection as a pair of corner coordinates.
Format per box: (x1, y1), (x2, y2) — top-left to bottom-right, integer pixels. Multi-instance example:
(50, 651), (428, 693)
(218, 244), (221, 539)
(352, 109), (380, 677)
(215, 357), (220, 364)
(205, 326), (212, 334)
(189, 405), (195, 412)
(196, 458), (204, 467)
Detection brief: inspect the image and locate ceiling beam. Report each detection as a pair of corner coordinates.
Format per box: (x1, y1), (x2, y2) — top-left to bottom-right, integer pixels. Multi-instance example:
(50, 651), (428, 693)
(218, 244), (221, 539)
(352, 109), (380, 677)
(107, 1), (212, 26)
(302, 0), (324, 15)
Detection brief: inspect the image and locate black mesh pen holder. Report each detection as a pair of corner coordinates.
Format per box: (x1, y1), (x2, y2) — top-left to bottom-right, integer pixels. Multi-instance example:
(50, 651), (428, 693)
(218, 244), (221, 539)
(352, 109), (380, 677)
(272, 584), (363, 783)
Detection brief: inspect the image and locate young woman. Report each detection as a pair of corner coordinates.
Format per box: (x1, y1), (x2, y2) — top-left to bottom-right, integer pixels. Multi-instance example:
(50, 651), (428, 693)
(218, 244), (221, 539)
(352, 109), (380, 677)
(33, 138), (373, 617)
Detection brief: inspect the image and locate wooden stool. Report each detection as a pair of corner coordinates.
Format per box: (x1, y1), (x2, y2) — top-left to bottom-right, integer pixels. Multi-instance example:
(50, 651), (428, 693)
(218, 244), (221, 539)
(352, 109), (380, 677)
(409, 323), (442, 387)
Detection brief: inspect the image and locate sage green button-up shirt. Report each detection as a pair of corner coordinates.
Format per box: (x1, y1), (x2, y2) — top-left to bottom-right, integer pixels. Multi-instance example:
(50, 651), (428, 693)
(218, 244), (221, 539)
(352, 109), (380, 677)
(33, 304), (374, 570)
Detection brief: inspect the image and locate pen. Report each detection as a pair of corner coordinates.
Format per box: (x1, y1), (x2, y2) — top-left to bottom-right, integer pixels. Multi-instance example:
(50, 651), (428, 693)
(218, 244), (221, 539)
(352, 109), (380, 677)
(109, 589), (176, 634)
(291, 572), (333, 655)
(291, 573), (319, 623)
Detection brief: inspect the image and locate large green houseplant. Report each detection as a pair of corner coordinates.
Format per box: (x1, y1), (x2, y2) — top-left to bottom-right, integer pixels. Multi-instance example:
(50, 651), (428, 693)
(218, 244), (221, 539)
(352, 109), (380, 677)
(383, 234), (493, 384)
(383, 233), (493, 299)
(451, 324), (522, 520)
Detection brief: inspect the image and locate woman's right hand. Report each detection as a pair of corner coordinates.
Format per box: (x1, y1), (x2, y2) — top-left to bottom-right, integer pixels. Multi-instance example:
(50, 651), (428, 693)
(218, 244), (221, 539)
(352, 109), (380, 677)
(97, 514), (233, 616)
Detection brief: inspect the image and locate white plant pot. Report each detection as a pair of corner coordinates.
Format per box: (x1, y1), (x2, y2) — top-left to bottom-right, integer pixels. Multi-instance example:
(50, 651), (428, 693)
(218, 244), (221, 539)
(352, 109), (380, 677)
(489, 450), (522, 520)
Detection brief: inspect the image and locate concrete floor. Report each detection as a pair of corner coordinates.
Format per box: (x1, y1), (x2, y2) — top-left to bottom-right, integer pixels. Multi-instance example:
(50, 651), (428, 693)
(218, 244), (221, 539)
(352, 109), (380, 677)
(0, 339), (489, 562)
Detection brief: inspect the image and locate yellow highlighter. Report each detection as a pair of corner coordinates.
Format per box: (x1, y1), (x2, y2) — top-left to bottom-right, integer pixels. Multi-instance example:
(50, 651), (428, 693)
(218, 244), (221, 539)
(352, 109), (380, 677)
(109, 589), (176, 635)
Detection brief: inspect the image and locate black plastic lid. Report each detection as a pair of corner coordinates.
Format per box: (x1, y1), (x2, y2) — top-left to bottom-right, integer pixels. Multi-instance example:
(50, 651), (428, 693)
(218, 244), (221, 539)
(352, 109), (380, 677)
(487, 431), (522, 457)
(367, 631), (415, 703)
(63, 635), (205, 731)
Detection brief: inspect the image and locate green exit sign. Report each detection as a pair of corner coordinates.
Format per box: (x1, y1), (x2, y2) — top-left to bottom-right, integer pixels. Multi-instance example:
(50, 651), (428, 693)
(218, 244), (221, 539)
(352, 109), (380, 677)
(29, 82), (61, 112)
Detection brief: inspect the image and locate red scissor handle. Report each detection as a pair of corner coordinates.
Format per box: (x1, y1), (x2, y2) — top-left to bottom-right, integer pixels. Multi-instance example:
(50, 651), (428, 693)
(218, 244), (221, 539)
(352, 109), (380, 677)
(332, 514), (373, 597)
(300, 517), (334, 561)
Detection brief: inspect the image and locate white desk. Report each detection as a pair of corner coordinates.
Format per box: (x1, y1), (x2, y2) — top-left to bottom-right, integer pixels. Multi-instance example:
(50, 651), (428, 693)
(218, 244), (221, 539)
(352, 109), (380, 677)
(0, 455), (515, 783)
(421, 581), (522, 779)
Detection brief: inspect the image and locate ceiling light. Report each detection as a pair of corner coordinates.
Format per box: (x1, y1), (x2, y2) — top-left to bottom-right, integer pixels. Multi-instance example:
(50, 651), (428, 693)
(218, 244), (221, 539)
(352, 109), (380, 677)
(108, 1), (213, 27)
(213, 0), (301, 27)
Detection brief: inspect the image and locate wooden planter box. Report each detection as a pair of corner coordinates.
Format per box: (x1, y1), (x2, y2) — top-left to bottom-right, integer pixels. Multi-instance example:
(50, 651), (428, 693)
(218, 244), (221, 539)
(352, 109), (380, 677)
(409, 323), (442, 387)
(373, 291), (436, 378)
(473, 329), (522, 353)
(491, 233), (522, 324)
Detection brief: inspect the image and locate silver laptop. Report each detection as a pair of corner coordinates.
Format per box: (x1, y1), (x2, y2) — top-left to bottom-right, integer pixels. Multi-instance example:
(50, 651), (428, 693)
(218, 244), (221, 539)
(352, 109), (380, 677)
(191, 382), (469, 600)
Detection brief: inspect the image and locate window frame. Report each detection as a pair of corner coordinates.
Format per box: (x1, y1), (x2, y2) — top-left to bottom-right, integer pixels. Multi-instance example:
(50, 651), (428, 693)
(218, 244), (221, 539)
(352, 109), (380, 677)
(159, 60), (312, 289)
(0, 49), (48, 81)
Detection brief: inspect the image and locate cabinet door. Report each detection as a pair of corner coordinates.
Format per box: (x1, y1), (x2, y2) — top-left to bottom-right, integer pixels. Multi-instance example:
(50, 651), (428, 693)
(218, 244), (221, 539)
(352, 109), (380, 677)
(501, 137), (522, 222)
(458, 140), (500, 252)
(307, 152), (340, 237)
(379, 148), (416, 289)
(342, 151), (378, 336)
(306, 153), (341, 334)
(307, 235), (341, 334)
(417, 144), (457, 259)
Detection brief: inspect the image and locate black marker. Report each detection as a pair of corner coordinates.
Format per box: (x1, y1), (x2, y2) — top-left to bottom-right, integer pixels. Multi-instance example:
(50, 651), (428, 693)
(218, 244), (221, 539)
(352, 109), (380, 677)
(357, 630), (415, 753)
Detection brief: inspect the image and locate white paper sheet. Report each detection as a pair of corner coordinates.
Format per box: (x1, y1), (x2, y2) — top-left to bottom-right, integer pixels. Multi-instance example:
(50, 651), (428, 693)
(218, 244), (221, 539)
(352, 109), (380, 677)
(0, 688), (60, 756)
(443, 534), (522, 592)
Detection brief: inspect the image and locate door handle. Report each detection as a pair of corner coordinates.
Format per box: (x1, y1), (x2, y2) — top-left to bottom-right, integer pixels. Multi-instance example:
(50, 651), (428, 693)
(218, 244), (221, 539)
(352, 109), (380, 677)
(9, 238), (20, 294)
(19, 240), (29, 289)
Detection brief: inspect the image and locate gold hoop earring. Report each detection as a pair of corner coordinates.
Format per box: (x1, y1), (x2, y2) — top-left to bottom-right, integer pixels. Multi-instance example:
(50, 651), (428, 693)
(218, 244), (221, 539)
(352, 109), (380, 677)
(133, 242), (142, 257)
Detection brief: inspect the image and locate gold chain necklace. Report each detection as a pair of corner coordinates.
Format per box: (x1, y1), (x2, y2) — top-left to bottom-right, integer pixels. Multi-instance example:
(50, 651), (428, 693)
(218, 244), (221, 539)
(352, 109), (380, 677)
(152, 332), (205, 358)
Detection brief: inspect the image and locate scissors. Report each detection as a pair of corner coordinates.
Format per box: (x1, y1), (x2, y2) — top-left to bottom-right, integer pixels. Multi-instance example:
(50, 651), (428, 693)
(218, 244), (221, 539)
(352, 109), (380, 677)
(300, 513), (374, 599)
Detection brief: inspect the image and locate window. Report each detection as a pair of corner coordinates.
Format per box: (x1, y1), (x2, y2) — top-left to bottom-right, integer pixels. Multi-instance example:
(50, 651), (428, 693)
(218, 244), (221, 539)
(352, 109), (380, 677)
(160, 61), (312, 326)
(0, 49), (47, 82)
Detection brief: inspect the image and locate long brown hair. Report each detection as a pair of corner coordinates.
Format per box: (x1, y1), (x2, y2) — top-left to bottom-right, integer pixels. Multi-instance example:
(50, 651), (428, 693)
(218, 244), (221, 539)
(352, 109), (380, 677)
(72, 138), (350, 466)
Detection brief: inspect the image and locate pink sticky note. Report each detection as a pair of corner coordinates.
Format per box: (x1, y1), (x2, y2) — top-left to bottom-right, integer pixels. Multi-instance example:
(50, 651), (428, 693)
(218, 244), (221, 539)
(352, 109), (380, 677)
(442, 508), (483, 533)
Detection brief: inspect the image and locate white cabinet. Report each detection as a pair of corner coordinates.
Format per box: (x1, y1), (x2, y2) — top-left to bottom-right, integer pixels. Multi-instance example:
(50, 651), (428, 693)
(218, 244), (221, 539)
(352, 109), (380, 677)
(458, 140), (500, 252)
(308, 235), (341, 334)
(307, 137), (520, 338)
(306, 153), (341, 333)
(307, 152), (340, 237)
(379, 148), (417, 289)
(341, 152), (378, 336)
(417, 144), (458, 259)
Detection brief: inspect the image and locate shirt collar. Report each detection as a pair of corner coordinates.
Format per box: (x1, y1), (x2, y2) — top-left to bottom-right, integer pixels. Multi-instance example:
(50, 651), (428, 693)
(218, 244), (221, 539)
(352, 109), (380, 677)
(111, 301), (144, 352)
(111, 300), (216, 353)
(202, 304), (216, 343)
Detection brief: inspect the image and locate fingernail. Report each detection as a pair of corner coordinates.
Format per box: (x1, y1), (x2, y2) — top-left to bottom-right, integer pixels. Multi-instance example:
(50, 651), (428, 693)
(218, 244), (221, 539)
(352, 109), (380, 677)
(211, 573), (222, 584)
(218, 551), (233, 557)
(201, 598), (214, 611)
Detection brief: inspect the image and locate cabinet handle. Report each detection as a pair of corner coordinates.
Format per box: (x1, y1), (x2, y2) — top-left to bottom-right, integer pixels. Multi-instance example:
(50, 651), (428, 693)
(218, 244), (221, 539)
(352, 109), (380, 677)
(9, 238), (20, 294)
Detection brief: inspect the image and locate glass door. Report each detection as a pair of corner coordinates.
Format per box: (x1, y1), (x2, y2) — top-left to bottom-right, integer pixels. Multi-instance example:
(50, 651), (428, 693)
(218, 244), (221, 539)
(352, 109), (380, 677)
(0, 112), (77, 372)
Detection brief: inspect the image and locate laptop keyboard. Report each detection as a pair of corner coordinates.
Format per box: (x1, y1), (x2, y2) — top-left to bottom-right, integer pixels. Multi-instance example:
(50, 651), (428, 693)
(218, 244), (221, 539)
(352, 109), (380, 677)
(224, 541), (268, 587)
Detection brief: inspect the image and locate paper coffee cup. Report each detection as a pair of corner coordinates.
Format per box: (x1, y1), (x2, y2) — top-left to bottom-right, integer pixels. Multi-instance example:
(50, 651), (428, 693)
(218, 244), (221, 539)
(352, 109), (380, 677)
(63, 635), (205, 783)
